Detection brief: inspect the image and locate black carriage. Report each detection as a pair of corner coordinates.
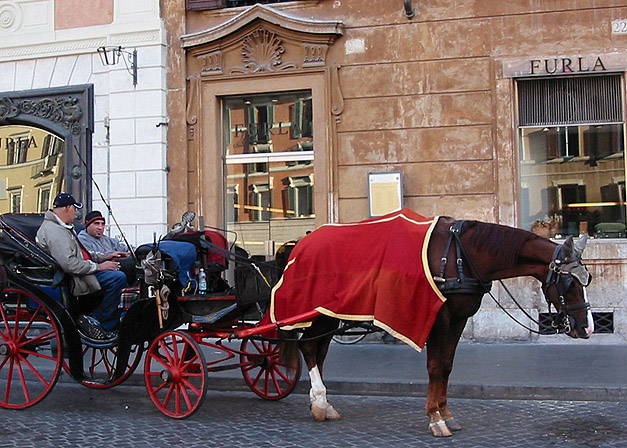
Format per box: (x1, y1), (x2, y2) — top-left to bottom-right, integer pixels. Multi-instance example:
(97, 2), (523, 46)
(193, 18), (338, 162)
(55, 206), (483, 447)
(0, 212), (302, 418)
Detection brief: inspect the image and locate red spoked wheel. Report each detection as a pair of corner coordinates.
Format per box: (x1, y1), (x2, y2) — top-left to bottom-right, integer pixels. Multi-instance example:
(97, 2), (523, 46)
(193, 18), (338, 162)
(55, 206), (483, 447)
(239, 338), (301, 400)
(0, 287), (63, 409)
(144, 331), (208, 419)
(63, 343), (143, 389)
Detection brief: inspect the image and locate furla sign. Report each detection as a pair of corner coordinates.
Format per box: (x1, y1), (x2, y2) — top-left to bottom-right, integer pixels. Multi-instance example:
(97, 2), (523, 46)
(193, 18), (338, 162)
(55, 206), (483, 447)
(529, 56), (606, 75)
(501, 53), (625, 78)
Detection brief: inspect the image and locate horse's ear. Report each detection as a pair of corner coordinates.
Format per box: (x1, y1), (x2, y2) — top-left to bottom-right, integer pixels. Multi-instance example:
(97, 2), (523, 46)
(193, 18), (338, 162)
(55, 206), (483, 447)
(562, 236), (575, 256)
(575, 234), (589, 253)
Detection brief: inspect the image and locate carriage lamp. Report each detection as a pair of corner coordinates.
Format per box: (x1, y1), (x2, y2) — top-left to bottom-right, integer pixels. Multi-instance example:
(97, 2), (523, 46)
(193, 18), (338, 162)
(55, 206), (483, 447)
(97, 46), (138, 86)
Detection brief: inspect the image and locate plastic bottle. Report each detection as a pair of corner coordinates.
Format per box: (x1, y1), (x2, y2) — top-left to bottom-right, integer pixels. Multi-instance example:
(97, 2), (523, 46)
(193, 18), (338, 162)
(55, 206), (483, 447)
(198, 268), (207, 294)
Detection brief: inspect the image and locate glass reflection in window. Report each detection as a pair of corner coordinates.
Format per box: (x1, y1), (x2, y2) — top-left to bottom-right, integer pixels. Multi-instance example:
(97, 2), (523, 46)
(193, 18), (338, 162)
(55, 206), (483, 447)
(520, 124), (626, 238)
(0, 125), (65, 214)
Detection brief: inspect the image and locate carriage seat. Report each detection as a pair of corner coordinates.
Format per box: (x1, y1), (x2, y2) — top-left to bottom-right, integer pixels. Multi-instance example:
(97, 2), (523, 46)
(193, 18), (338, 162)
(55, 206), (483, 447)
(167, 230), (229, 273)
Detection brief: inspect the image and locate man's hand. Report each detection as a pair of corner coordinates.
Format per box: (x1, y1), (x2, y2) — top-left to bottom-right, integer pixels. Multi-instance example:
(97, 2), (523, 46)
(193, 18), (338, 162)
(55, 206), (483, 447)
(99, 260), (121, 271)
(105, 251), (130, 260)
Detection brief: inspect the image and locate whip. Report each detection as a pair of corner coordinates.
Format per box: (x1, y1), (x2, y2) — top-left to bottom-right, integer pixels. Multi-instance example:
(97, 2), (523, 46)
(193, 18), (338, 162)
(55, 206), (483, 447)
(73, 145), (137, 261)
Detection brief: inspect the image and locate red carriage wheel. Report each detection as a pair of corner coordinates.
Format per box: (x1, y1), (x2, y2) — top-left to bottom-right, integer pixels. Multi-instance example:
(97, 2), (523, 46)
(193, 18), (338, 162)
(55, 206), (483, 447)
(144, 331), (208, 418)
(0, 287), (63, 409)
(239, 338), (301, 400)
(63, 343), (143, 389)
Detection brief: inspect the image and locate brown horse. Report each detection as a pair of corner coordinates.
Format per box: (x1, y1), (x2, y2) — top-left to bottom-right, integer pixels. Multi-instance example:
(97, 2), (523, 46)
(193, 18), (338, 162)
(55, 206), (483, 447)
(278, 216), (593, 437)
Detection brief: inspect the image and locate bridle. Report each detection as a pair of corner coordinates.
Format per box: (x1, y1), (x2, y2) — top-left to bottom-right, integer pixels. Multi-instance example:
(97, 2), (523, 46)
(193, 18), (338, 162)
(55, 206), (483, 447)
(438, 221), (592, 335)
(544, 244), (591, 333)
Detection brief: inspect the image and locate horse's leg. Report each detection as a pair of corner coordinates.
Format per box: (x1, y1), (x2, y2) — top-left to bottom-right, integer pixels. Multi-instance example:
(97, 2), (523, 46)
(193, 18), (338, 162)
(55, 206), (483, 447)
(425, 311), (467, 437)
(434, 319), (467, 433)
(300, 316), (341, 421)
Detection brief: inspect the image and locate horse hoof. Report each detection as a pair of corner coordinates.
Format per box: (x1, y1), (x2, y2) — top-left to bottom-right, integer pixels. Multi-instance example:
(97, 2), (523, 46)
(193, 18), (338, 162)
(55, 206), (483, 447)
(429, 420), (453, 437)
(444, 417), (462, 431)
(325, 405), (341, 420)
(311, 404), (327, 422)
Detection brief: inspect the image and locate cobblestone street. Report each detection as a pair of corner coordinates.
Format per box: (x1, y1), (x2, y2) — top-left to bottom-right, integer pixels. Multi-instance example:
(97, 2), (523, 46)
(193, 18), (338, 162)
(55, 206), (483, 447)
(1, 383), (625, 448)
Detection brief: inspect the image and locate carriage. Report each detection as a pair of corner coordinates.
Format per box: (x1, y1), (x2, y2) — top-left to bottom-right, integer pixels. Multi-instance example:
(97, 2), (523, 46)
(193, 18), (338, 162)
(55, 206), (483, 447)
(1, 208), (594, 436)
(0, 211), (313, 418)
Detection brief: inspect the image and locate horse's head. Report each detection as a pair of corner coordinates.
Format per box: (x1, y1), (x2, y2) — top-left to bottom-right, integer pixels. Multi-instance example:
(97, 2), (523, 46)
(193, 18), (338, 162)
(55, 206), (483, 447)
(542, 235), (593, 339)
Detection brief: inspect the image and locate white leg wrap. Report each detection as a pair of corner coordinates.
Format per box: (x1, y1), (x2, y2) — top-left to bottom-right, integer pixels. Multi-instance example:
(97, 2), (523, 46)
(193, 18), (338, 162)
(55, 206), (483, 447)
(584, 289), (594, 337)
(309, 366), (329, 410)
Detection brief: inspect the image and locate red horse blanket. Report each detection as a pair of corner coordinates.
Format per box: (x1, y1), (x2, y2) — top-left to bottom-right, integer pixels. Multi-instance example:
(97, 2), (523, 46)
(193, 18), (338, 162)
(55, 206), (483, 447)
(269, 209), (446, 351)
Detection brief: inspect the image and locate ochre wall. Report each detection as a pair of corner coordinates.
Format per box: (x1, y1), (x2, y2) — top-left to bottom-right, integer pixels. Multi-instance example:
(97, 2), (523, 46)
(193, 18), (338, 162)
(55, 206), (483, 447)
(175, 0), (627, 226)
(166, 0), (627, 341)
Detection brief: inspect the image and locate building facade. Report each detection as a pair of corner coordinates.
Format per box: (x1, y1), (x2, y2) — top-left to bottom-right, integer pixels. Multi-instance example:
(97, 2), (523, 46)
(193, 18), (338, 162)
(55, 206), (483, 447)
(167, 0), (627, 342)
(0, 0), (169, 245)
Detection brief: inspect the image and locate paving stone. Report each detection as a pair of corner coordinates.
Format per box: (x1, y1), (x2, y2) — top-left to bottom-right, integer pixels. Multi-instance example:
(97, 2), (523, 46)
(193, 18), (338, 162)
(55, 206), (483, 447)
(0, 383), (625, 447)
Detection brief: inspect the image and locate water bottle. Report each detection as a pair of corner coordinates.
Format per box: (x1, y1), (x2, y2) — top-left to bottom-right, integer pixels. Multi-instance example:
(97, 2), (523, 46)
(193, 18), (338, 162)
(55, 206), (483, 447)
(198, 268), (207, 294)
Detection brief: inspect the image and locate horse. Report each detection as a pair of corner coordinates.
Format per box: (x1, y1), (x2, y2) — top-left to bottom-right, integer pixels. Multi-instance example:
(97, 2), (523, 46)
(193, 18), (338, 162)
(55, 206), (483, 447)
(276, 214), (593, 437)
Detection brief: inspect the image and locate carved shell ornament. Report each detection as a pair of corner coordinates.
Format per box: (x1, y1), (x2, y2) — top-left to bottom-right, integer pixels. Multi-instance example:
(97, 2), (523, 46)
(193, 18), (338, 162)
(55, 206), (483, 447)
(232, 29), (296, 74)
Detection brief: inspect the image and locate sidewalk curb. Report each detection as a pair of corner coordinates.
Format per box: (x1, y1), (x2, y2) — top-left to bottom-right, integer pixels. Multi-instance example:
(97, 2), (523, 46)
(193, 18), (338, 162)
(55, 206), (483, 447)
(57, 373), (627, 403)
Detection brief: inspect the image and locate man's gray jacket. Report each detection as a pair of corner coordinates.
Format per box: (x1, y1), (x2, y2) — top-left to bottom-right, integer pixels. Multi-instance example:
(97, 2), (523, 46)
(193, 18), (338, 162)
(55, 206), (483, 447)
(36, 210), (106, 296)
(78, 229), (128, 255)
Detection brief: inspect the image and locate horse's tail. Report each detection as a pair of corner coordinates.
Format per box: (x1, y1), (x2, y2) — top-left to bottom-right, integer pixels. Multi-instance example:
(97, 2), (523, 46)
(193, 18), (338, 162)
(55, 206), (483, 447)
(278, 329), (300, 371)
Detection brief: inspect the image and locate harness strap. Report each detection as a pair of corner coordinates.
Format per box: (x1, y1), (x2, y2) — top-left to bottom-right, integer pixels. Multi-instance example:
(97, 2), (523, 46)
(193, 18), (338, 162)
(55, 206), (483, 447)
(438, 220), (466, 279)
(435, 220), (492, 295)
(545, 245), (562, 285)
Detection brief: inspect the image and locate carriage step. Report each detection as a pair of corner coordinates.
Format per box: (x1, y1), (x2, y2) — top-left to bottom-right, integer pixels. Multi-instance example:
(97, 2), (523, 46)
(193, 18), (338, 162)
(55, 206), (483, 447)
(190, 303), (238, 324)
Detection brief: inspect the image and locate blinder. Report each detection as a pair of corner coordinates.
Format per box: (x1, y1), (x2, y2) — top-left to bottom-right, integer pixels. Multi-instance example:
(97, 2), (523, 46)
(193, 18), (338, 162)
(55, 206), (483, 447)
(545, 241), (592, 333)
(545, 244), (592, 289)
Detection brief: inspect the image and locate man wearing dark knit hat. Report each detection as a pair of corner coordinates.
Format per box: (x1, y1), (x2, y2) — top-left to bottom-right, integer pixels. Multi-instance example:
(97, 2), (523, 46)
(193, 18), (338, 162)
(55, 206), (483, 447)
(78, 210), (136, 284)
(36, 194), (127, 341)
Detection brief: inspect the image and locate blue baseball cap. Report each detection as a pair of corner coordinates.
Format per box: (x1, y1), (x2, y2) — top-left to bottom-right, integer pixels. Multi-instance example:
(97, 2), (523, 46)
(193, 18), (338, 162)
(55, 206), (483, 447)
(53, 193), (83, 209)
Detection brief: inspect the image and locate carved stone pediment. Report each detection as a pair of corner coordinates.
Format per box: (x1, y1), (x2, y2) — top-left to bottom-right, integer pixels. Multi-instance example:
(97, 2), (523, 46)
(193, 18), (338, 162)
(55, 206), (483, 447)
(182, 4), (343, 77)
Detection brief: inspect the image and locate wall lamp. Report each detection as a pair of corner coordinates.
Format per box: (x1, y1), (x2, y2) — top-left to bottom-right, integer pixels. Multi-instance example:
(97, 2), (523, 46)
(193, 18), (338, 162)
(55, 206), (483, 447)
(97, 46), (138, 86)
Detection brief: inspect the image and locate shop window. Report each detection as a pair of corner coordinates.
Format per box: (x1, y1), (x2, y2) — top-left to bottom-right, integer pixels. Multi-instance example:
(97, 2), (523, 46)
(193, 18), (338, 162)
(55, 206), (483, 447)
(9, 190), (21, 213)
(249, 183), (271, 221)
(290, 98), (313, 139)
(224, 91), (315, 255)
(6, 130), (31, 165)
(226, 184), (239, 222)
(284, 175), (313, 218)
(38, 186), (52, 213)
(518, 75), (626, 238)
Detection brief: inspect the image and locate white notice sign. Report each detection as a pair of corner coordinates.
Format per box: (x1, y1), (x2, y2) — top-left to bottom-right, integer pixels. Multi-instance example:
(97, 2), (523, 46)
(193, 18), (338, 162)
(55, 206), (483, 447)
(368, 171), (404, 217)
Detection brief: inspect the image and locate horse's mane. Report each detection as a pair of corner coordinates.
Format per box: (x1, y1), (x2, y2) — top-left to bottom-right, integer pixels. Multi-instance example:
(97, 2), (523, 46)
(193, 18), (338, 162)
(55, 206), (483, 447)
(463, 221), (536, 267)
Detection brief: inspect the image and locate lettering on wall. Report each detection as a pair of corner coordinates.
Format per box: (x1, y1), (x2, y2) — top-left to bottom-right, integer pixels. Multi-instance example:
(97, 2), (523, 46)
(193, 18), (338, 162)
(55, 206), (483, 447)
(529, 57), (606, 75)
(501, 54), (624, 78)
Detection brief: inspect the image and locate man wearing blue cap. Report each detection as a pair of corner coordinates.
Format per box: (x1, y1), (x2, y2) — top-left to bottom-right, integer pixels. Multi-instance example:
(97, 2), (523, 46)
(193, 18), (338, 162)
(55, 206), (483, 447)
(36, 192), (127, 340)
